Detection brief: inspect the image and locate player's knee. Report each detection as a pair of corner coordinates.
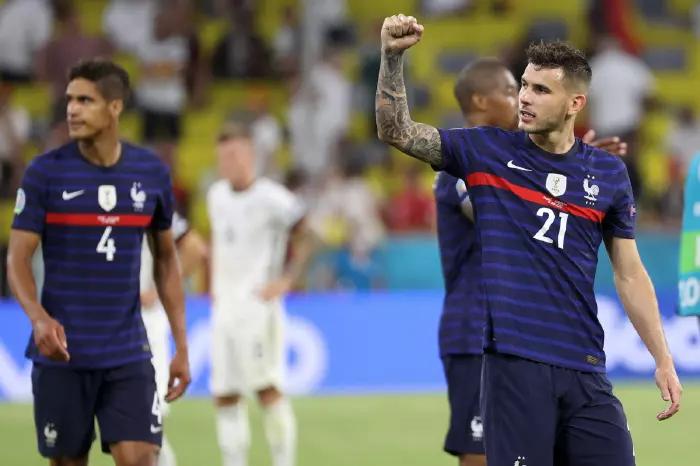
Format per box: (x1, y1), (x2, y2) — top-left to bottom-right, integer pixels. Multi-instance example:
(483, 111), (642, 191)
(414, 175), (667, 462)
(459, 454), (486, 466)
(111, 442), (158, 466)
(215, 394), (242, 406)
(256, 386), (283, 407)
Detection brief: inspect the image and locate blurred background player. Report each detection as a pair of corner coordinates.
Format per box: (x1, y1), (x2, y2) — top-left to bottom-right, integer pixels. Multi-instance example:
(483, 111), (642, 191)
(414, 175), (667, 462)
(140, 211), (206, 466)
(378, 14), (681, 466)
(207, 120), (317, 466)
(7, 59), (190, 466)
(436, 57), (627, 466)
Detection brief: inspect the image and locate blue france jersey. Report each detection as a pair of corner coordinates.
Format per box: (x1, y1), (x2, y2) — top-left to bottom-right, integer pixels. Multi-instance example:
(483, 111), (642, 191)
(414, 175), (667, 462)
(434, 172), (484, 356)
(12, 141), (174, 368)
(436, 127), (635, 372)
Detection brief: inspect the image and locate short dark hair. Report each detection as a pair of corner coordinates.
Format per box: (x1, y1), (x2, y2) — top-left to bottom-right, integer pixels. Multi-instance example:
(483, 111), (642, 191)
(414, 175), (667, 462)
(217, 120), (253, 142)
(68, 59), (130, 101)
(454, 58), (509, 114)
(526, 40), (591, 89)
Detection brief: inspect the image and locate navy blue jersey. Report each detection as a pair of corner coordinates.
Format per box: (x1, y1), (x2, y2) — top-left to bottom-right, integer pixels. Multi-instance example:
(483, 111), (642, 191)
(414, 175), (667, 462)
(436, 127), (636, 372)
(12, 141), (174, 368)
(434, 172), (484, 356)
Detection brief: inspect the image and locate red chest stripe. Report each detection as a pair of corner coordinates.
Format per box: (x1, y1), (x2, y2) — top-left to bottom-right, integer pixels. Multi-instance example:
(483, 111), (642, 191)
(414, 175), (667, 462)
(45, 213), (152, 227)
(466, 172), (605, 223)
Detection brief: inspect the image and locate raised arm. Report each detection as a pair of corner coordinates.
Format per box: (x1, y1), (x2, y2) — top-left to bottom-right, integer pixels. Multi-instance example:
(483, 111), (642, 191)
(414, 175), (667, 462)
(375, 14), (442, 166)
(605, 236), (682, 420)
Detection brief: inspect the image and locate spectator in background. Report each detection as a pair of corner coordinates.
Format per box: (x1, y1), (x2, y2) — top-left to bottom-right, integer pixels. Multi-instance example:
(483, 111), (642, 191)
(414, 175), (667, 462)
(36, 0), (113, 125)
(588, 35), (654, 197)
(0, 80), (30, 199)
(0, 0), (52, 82)
(247, 90), (282, 178)
(667, 106), (700, 175)
(288, 45), (351, 181)
(211, 8), (272, 79)
(103, 0), (157, 55)
(273, 5), (302, 77)
(150, 140), (192, 216)
(135, 0), (195, 143)
(384, 164), (435, 233)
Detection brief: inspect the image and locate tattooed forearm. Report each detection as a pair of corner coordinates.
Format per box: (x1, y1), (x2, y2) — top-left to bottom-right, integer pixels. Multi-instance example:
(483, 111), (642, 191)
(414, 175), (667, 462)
(376, 51), (443, 167)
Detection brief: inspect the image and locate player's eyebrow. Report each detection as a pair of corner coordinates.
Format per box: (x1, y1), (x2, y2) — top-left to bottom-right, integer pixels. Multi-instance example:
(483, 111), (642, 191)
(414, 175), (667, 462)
(521, 78), (551, 93)
(65, 93), (95, 102)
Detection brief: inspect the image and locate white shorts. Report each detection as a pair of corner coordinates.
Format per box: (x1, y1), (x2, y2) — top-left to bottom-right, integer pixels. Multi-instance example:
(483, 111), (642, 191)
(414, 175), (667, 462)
(141, 303), (171, 415)
(210, 298), (285, 397)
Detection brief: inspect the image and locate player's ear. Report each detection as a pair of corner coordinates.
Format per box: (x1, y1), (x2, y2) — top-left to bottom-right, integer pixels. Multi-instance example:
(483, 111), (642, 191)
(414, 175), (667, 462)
(471, 93), (488, 112)
(109, 99), (124, 118)
(569, 93), (586, 117)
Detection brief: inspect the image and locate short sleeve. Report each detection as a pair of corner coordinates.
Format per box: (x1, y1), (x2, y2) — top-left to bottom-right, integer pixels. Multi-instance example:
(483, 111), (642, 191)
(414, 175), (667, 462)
(12, 160), (48, 234)
(603, 168), (636, 239)
(171, 211), (190, 242)
(435, 127), (482, 180)
(434, 171), (469, 208)
(151, 166), (174, 231)
(268, 183), (305, 229)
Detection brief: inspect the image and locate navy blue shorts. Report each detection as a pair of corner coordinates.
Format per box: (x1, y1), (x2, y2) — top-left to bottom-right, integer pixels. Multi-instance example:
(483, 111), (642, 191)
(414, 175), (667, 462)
(32, 359), (162, 458)
(442, 354), (484, 456)
(481, 352), (635, 466)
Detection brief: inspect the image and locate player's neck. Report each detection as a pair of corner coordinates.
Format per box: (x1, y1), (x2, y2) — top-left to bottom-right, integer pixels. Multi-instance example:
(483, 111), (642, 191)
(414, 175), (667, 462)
(229, 176), (256, 192)
(463, 114), (487, 128)
(78, 134), (122, 167)
(528, 128), (575, 155)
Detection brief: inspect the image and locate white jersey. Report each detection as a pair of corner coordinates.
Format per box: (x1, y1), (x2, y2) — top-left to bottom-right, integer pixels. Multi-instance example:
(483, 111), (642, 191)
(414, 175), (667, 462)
(140, 211), (190, 294)
(207, 178), (305, 309)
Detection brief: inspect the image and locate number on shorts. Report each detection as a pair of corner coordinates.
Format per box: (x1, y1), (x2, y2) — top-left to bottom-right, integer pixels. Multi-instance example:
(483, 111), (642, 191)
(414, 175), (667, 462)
(152, 391), (162, 426)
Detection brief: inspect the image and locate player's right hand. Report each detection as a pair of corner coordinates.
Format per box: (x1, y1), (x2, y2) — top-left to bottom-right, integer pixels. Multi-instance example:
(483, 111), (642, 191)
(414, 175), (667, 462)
(381, 14), (424, 54)
(655, 361), (682, 421)
(32, 316), (70, 362)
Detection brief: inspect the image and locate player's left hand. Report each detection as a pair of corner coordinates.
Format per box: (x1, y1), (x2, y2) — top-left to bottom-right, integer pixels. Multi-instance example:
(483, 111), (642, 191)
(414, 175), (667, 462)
(582, 129), (628, 156)
(257, 277), (293, 301)
(655, 361), (682, 421)
(165, 350), (191, 402)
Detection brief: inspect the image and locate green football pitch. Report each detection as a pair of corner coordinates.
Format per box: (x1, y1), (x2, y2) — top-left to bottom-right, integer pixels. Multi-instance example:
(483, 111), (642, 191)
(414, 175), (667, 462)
(1, 383), (697, 466)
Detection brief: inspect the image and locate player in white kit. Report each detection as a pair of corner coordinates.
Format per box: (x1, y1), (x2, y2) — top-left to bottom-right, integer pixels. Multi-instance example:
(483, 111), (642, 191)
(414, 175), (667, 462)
(141, 212), (207, 466)
(207, 121), (316, 466)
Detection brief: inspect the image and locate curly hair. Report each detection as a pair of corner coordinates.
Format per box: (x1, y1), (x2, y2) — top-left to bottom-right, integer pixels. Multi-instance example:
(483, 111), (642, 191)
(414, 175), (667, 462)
(526, 40), (591, 88)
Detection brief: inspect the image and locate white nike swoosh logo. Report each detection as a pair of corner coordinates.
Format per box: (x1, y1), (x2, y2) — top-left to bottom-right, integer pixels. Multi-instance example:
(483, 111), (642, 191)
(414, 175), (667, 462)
(150, 424), (163, 434)
(62, 190), (85, 200)
(507, 160), (532, 172)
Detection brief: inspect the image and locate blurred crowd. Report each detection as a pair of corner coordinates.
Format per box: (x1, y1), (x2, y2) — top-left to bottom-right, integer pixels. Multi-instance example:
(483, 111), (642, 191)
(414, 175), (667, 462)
(1, 0), (699, 295)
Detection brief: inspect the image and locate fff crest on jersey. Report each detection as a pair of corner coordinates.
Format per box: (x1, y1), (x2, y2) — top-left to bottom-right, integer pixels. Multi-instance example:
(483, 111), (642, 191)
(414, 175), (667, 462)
(545, 173), (567, 197)
(98, 185), (117, 212)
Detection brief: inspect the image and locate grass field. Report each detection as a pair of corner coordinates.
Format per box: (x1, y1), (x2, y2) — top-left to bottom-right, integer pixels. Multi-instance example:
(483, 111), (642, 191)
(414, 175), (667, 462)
(1, 383), (697, 466)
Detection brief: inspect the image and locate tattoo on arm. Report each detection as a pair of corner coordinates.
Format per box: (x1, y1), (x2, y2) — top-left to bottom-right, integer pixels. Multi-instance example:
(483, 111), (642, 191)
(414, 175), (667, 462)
(375, 51), (442, 166)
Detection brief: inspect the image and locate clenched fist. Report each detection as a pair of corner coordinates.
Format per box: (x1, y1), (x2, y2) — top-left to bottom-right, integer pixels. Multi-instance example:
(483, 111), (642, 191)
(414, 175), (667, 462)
(381, 14), (424, 54)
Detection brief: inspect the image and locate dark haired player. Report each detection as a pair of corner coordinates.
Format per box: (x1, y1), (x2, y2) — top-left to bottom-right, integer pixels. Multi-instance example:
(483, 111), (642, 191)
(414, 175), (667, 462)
(377, 14), (681, 466)
(436, 58), (626, 466)
(7, 59), (190, 466)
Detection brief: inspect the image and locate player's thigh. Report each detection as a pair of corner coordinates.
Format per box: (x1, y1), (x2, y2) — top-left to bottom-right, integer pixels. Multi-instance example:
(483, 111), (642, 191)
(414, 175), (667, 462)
(481, 352), (557, 466)
(556, 376), (635, 466)
(245, 305), (285, 393)
(210, 318), (245, 397)
(110, 441), (158, 466)
(441, 354), (484, 457)
(96, 359), (162, 454)
(32, 364), (99, 459)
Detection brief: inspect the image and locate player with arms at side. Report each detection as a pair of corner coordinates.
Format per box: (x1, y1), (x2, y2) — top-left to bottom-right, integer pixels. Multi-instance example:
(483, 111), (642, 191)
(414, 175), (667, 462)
(377, 15), (681, 466)
(140, 211), (206, 466)
(207, 121), (317, 466)
(436, 59), (627, 466)
(7, 59), (191, 466)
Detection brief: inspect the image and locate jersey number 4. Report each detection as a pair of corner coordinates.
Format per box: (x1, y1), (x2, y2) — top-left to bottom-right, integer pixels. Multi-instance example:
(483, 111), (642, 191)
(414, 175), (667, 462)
(533, 207), (569, 249)
(96, 226), (117, 261)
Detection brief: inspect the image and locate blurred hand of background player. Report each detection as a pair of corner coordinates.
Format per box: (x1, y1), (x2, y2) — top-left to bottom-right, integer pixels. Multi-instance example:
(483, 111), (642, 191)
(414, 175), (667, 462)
(582, 129), (628, 156)
(655, 361), (682, 421)
(257, 276), (293, 302)
(140, 288), (159, 308)
(381, 14), (424, 55)
(166, 350), (191, 402)
(32, 315), (70, 362)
